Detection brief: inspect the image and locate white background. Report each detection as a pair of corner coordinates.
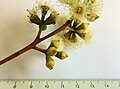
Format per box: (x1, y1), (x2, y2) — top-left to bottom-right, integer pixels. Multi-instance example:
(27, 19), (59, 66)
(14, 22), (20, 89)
(0, 0), (120, 79)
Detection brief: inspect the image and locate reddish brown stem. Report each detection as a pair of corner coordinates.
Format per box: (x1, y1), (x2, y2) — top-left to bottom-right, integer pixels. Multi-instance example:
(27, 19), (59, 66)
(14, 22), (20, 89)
(33, 46), (46, 53)
(0, 20), (71, 65)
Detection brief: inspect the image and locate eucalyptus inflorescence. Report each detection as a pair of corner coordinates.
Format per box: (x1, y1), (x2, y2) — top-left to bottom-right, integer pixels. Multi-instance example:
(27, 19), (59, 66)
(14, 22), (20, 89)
(26, 0), (103, 70)
(0, 0), (103, 70)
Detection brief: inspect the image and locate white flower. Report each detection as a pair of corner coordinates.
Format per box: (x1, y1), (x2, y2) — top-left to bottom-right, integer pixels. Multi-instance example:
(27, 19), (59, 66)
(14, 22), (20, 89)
(80, 27), (94, 44)
(27, 0), (57, 24)
(59, 0), (103, 22)
(51, 22), (94, 49)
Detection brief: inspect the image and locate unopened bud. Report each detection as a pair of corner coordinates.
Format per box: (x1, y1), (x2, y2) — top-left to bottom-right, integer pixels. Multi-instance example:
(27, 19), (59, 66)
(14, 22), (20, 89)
(69, 32), (77, 43)
(73, 19), (81, 28)
(46, 47), (57, 56)
(46, 55), (54, 70)
(77, 32), (86, 39)
(76, 29), (86, 34)
(86, 14), (99, 22)
(64, 31), (71, 39)
(44, 11), (58, 25)
(29, 14), (41, 25)
(50, 40), (60, 48)
(64, 31), (77, 43)
(78, 23), (89, 29)
(55, 51), (68, 60)
(41, 5), (49, 15)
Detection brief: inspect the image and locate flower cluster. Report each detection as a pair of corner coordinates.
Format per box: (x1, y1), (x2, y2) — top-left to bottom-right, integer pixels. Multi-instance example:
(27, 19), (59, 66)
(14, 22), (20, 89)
(27, 0), (102, 70)
(55, 0), (102, 48)
(61, 19), (94, 47)
(45, 40), (68, 70)
(59, 0), (103, 22)
(27, 1), (58, 27)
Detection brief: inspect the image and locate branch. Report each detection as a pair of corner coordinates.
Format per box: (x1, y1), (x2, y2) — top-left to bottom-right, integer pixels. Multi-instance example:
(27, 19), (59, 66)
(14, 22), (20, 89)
(0, 20), (71, 65)
(33, 46), (46, 53)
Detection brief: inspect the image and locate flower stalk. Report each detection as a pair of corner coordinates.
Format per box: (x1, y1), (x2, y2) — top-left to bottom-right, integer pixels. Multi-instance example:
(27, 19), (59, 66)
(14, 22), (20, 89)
(0, 20), (72, 65)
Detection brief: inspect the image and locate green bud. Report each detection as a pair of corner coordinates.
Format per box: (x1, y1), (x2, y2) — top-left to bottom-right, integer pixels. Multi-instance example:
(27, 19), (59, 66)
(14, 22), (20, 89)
(56, 51), (68, 60)
(75, 29), (86, 34)
(73, 19), (81, 28)
(30, 14), (41, 25)
(46, 47), (57, 56)
(86, 14), (99, 22)
(69, 32), (77, 43)
(77, 23), (89, 30)
(76, 32), (86, 39)
(64, 31), (77, 43)
(50, 40), (60, 48)
(64, 31), (71, 39)
(46, 55), (54, 70)
(44, 11), (58, 25)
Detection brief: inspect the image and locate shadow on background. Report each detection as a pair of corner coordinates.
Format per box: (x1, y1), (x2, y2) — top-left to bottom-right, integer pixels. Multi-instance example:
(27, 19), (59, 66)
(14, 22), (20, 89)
(0, 11), (48, 79)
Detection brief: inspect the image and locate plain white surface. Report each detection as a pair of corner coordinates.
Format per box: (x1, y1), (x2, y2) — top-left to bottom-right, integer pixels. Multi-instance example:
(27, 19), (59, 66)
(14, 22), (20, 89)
(0, 0), (120, 79)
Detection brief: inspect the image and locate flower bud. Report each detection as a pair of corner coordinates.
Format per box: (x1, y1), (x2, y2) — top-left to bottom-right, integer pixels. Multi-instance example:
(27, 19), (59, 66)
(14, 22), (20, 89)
(64, 31), (77, 43)
(73, 19), (81, 28)
(44, 11), (58, 25)
(55, 51), (68, 60)
(75, 29), (86, 34)
(27, 9), (41, 25)
(86, 14), (99, 22)
(50, 40), (60, 48)
(69, 32), (77, 43)
(29, 14), (41, 25)
(77, 32), (86, 39)
(64, 31), (71, 39)
(78, 23), (89, 29)
(41, 5), (49, 15)
(46, 55), (54, 70)
(46, 47), (57, 56)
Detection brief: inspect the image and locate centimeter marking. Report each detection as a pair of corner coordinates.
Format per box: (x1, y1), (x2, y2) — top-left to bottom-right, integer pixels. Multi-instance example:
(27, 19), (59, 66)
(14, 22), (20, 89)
(0, 80), (120, 89)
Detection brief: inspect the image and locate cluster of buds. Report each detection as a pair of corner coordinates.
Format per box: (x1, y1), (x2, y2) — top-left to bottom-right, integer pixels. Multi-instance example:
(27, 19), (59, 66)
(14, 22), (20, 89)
(26, 0), (102, 70)
(27, 3), (58, 31)
(63, 18), (90, 43)
(45, 40), (68, 70)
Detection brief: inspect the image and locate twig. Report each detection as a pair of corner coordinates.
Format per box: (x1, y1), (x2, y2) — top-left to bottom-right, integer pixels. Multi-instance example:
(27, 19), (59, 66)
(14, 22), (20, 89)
(33, 46), (46, 53)
(0, 20), (71, 65)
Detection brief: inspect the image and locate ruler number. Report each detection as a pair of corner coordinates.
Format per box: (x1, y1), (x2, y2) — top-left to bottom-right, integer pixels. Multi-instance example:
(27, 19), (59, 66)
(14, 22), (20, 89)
(75, 84), (80, 88)
(13, 84), (16, 89)
(13, 82), (17, 89)
(75, 81), (80, 88)
(118, 81), (120, 87)
(90, 82), (95, 88)
(104, 82), (109, 88)
(61, 81), (65, 88)
(45, 81), (49, 88)
(90, 84), (95, 88)
(105, 84), (109, 87)
(30, 81), (33, 88)
(45, 85), (49, 88)
(61, 84), (65, 88)
(118, 84), (120, 87)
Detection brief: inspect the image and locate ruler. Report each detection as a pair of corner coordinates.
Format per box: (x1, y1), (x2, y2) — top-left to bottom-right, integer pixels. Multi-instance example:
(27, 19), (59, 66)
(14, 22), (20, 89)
(0, 80), (120, 89)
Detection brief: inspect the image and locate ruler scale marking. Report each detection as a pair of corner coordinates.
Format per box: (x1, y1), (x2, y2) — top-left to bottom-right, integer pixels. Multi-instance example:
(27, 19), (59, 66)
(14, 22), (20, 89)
(1, 80), (120, 89)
